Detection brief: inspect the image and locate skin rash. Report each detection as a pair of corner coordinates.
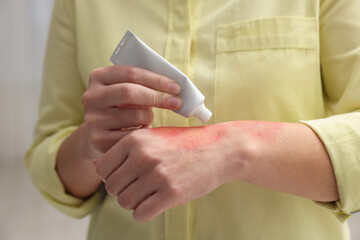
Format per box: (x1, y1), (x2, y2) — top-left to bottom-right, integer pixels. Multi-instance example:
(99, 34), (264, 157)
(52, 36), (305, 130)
(148, 126), (227, 150)
(92, 120), (337, 223)
(148, 121), (283, 150)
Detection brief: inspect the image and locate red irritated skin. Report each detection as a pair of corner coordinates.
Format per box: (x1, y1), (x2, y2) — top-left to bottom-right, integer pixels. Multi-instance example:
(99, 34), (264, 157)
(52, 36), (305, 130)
(149, 121), (282, 149)
(94, 120), (338, 223)
(148, 125), (227, 150)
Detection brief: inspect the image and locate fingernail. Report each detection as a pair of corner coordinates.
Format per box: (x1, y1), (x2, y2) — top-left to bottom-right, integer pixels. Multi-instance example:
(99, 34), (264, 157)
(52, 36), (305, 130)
(168, 97), (182, 109)
(168, 82), (181, 94)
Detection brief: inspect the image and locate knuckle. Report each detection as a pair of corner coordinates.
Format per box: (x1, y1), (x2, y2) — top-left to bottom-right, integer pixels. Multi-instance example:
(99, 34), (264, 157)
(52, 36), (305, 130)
(127, 67), (142, 82)
(118, 194), (133, 210)
(119, 84), (134, 100)
(155, 166), (169, 180)
(132, 109), (144, 123)
(153, 93), (164, 108)
(89, 68), (104, 82)
(157, 76), (168, 90)
(168, 183), (182, 197)
(138, 149), (155, 165)
(133, 207), (149, 223)
(83, 114), (97, 129)
(121, 132), (146, 153)
(122, 132), (134, 144)
(124, 131), (140, 144)
(81, 91), (92, 107)
(82, 88), (102, 109)
(105, 179), (117, 196)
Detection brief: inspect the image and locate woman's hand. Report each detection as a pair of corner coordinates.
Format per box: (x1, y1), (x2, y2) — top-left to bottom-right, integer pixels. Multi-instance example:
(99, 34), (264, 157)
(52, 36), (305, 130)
(81, 65), (182, 157)
(93, 121), (339, 223)
(94, 123), (243, 223)
(56, 66), (182, 198)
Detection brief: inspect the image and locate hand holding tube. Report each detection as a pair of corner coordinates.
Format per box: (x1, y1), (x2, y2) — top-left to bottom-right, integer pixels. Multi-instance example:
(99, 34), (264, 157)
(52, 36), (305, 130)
(81, 65), (182, 156)
(111, 30), (212, 122)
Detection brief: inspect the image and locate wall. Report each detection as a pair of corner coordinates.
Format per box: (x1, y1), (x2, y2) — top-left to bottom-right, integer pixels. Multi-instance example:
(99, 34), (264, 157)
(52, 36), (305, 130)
(0, 0), (49, 164)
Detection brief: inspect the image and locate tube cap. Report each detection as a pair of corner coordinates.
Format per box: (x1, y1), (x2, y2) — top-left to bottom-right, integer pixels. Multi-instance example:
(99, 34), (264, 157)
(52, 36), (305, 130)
(193, 104), (212, 122)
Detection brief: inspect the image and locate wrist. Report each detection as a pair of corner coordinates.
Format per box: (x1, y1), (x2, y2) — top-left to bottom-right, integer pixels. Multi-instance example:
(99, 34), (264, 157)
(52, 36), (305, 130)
(218, 121), (277, 184)
(56, 124), (102, 199)
(212, 121), (259, 185)
(79, 123), (103, 160)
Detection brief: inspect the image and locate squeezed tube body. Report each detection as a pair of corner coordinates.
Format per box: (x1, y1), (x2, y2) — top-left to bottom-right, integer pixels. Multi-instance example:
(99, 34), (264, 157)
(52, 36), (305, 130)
(110, 30), (212, 122)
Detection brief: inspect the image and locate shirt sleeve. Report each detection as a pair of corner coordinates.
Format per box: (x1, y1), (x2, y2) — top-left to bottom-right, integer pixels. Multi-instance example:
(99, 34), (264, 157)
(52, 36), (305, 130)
(24, 0), (100, 218)
(301, 0), (360, 217)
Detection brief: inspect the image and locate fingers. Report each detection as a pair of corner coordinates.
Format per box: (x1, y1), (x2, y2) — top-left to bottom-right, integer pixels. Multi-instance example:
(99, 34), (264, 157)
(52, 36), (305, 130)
(116, 176), (157, 210)
(133, 191), (176, 224)
(99, 157), (175, 223)
(82, 99), (154, 153)
(87, 129), (130, 154)
(86, 65), (186, 219)
(91, 65), (181, 95)
(85, 107), (154, 130)
(95, 139), (129, 181)
(100, 83), (182, 110)
(82, 66), (183, 154)
(102, 158), (137, 196)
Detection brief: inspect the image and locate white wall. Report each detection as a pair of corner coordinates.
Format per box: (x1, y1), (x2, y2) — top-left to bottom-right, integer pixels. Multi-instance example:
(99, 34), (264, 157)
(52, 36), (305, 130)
(0, 1), (90, 239)
(0, 0), (52, 164)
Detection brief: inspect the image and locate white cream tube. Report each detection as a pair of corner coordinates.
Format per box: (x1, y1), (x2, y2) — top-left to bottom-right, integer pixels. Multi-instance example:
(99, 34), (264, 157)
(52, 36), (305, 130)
(110, 30), (212, 122)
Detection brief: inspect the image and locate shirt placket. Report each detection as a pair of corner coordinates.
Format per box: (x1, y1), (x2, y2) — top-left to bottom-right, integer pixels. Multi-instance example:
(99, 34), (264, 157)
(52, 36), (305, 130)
(162, 0), (192, 128)
(163, 0), (192, 240)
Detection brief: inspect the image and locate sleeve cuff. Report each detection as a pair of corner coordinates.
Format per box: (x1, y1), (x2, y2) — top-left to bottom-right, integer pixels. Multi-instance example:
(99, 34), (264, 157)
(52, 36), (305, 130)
(300, 111), (360, 218)
(25, 127), (101, 218)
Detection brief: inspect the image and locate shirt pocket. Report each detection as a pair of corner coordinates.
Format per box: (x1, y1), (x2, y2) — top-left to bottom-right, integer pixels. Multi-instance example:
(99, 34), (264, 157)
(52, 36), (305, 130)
(214, 17), (323, 123)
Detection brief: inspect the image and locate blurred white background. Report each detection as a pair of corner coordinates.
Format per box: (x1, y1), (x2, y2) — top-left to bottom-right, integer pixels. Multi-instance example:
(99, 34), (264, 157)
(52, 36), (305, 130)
(0, 0), (359, 239)
(0, 0), (89, 239)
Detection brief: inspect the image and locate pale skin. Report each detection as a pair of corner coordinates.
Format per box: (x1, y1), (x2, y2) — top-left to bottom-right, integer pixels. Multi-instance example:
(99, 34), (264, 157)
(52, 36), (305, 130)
(56, 65), (339, 223)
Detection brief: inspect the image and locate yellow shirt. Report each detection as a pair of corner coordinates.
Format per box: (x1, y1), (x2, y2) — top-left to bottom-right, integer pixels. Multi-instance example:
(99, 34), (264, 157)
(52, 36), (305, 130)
(25, 0), (360, 239)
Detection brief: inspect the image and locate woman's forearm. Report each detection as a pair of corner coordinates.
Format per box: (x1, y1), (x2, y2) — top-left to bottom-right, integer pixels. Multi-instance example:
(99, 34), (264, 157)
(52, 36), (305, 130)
(231, 121), (339, 202)
(55, 120), (339, 202)
(56, 124), (102, 199)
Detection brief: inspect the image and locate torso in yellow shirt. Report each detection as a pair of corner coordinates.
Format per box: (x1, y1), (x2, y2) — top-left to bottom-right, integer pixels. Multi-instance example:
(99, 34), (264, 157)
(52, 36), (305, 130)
(27, 0), (360, 239)
(76, 1), (347, 239)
